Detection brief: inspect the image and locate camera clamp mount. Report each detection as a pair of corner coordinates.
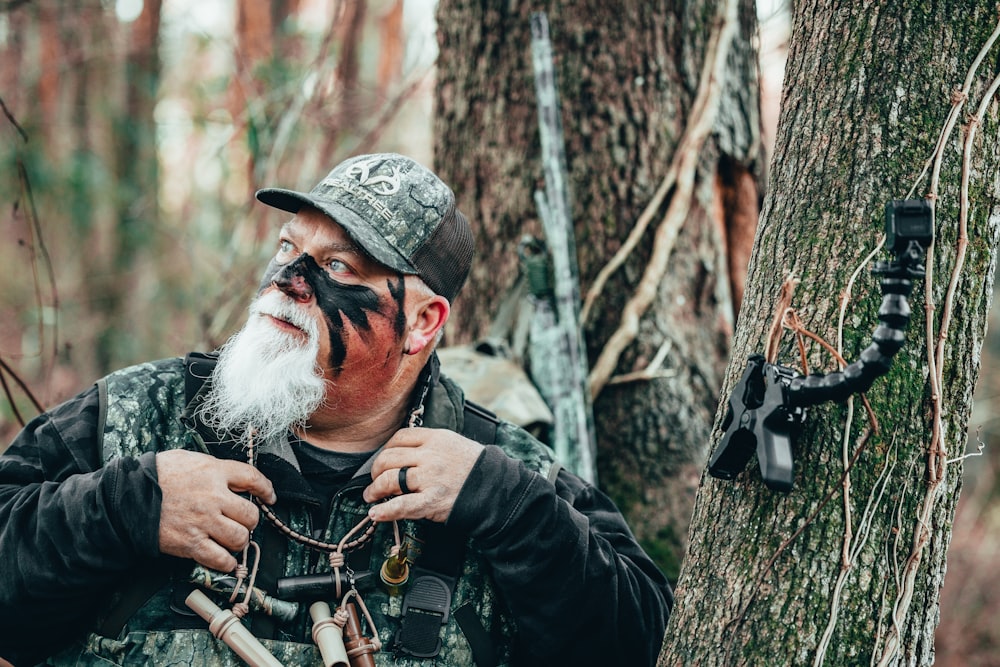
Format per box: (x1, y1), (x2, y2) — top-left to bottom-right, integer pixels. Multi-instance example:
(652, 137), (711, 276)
(707, 200), (934, 491)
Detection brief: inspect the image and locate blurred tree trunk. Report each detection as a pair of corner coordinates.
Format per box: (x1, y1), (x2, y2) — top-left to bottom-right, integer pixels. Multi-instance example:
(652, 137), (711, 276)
(333, 0), (366, 132)
(434, 0), (763, 579)
(661, 1), (1000, 664)
(233, 0), (387, 242)
(233, 0), (296, 195)
(203, 1), (414, 347)
(0, 0), (431, 439)
(376, 0), (405, 96)
(96, 0), (163, 371)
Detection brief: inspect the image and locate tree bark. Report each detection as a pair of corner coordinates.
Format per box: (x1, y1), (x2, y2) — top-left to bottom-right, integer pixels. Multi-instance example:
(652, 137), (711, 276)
(661, 1), (1000, 664)
(434, 0), (763, 579)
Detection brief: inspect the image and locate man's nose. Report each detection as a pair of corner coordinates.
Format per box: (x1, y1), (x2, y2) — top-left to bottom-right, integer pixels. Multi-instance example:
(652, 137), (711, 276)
(272, 264), (314, 303)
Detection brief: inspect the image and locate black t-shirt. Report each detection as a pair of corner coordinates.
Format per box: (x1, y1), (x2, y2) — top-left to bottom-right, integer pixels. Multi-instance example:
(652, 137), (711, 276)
(289, 437), (373, 521)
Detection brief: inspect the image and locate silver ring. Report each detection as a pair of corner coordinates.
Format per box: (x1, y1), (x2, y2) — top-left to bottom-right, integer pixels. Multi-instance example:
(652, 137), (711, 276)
(398, 466), (412, 494)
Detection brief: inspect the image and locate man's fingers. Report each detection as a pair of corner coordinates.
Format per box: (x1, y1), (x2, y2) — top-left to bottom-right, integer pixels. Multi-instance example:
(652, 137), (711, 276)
(364, 467), (413, 503)
(368, 427), (434, 478)
(213, 515), (253, 552)
(192, 536), (240, 573)
(188, 514), (251, 571)
(220, 460), (277, 504)
(178, 514), (250, 572)
(383, 427), (426, 445)
(369, 447), (419, 480)
(364, 429), (482, 524)
(365, 467), (454, 524)
(220, 494), (261, 532)
(369, 494), (421, 523)
(156, 450), (271, 567)
(155, 449), (276, 504)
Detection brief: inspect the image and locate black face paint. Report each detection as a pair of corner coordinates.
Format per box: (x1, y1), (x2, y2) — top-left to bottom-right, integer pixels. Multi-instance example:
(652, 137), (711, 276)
(263, 253), (405, 372)
(388, 276), (407, 340)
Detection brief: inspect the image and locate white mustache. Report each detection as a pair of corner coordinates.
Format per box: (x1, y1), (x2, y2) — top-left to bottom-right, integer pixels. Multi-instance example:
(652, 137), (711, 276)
(250, 291), (318, 337)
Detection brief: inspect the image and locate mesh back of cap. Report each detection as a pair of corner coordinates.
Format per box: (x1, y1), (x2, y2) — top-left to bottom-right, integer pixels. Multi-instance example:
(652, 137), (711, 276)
(411, 208), (474, 302)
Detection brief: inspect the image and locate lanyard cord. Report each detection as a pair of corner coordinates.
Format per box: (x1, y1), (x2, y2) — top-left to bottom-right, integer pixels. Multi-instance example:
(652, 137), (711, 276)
(249, 432), (380, 557)
(248, 367), (431, 558)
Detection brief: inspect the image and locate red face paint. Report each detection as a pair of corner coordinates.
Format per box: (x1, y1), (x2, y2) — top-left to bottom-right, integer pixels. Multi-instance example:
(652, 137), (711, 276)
(260, 253), (406, 373)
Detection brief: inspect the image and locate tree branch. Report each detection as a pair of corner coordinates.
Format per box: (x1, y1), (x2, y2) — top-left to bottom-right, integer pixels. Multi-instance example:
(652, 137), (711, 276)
(587, 0), (740, 400)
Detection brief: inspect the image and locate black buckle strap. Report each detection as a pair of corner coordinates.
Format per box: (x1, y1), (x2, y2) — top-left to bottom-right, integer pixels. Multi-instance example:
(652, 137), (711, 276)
(394, 571), (453, 658)
(392, 514), (499, 666)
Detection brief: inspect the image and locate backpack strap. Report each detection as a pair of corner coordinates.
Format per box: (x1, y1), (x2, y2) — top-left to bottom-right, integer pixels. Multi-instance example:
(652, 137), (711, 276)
(96, 569), (175, 637)
(391, 400), (500, 666)
(461, 399), (499, 445)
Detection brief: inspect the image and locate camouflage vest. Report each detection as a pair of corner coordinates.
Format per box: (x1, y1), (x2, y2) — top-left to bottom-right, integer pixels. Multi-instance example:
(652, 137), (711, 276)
(46, 357), (558, 667)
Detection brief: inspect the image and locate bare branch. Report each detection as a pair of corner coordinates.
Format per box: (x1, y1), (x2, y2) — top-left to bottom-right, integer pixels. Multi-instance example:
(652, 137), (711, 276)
(587, 0), (740, 400)
(0, 357), (45, 418)
(580, 165), (676, 324)
(0, 95), (28, 143)
(606, 338), (675, 386)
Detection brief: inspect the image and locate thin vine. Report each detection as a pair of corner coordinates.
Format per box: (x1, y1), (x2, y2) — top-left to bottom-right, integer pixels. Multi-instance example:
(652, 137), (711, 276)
(874, 16), (1000, 665)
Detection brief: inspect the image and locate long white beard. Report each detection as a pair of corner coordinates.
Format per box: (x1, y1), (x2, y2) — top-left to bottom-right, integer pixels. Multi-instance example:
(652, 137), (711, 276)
(197, 290), (327, 445)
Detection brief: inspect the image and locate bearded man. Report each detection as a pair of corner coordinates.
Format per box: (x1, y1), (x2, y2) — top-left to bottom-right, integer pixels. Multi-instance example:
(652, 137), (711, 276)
(0, 154), (672, 667)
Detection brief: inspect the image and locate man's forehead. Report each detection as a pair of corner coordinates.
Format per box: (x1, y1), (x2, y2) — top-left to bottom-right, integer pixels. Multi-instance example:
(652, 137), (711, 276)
(281, 212), (363, 254)
(277, 210), (410, 284)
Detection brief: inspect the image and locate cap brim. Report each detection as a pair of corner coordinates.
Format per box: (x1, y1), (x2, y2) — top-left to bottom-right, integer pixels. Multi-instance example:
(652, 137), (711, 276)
(255, 187), (419, 276)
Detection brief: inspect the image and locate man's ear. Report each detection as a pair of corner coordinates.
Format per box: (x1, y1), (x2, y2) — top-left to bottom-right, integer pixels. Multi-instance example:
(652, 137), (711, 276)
(405, 295), (450, 356)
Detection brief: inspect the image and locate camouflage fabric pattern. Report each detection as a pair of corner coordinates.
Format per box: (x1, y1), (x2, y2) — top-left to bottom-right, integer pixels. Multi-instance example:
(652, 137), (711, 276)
(63, 629), (326, 666)
(49, 358), (556, 666)
(98, 358), (194, 461)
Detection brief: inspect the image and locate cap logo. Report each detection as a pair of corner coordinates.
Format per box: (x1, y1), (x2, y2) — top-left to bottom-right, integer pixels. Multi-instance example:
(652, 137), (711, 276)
(344, 157), (402, 196)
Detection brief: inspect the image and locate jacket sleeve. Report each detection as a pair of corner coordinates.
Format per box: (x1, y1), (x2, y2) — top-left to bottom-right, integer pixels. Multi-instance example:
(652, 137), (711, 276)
(0, 387), (163, 664)
(446, 431), (673, 667)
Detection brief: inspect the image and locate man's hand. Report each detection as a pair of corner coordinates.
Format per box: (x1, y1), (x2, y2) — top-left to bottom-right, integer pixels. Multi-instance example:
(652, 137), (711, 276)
(155, 449), (277, 572)
(364, 428), (483, 524)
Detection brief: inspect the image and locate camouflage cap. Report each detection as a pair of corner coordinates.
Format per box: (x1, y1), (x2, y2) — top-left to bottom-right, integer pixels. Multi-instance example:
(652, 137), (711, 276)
(256, 153), (474, 302)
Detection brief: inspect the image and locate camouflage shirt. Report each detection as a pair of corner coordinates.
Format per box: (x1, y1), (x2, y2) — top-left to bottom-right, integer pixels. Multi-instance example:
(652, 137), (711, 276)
(0, 356), (671, 666)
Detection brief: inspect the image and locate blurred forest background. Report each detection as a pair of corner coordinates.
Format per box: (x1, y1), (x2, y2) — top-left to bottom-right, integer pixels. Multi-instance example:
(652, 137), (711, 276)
(0, 1), (997, 664)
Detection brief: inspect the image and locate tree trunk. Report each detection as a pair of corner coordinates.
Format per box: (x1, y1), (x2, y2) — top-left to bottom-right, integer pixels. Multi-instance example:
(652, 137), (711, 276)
(661, 1), (1000, 665)
(434, 0), (763, 579)
(97, 0), (163, 372)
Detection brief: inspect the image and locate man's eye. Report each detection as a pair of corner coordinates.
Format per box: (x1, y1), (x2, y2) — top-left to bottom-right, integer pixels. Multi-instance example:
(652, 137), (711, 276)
(328, 259), (353, 275)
